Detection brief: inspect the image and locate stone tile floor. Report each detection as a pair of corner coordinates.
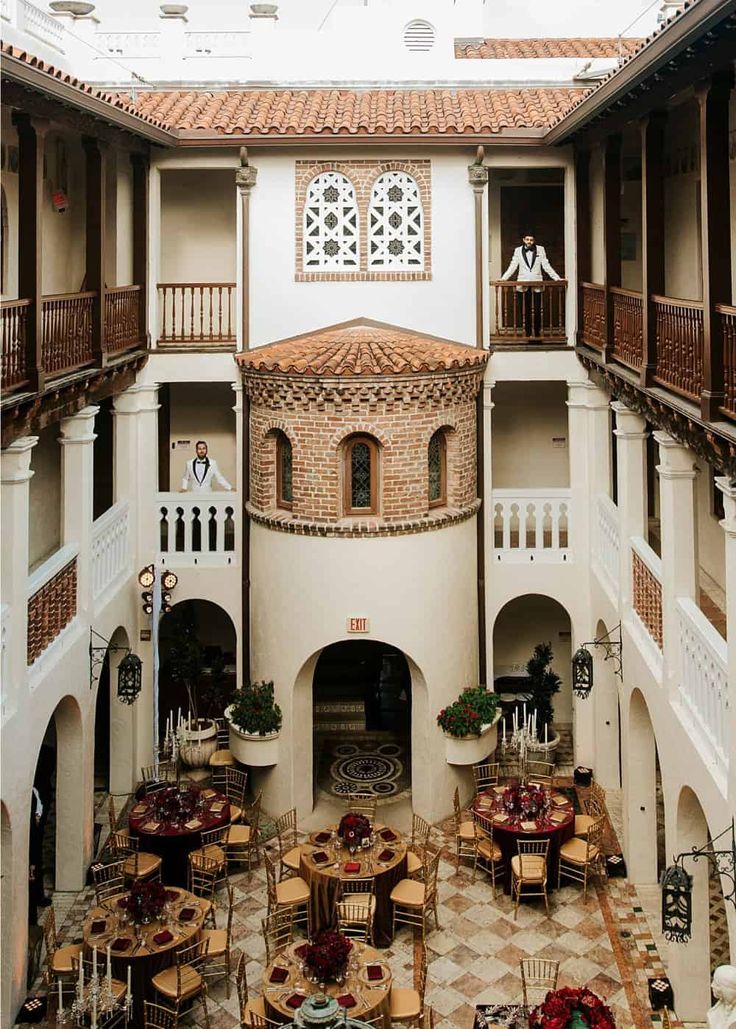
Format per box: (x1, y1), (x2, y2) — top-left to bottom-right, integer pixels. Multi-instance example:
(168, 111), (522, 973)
(23, 786), (704, 1029)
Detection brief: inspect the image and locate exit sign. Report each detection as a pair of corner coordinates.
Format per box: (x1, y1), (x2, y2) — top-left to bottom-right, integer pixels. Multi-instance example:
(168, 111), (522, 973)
(347, 617), (370, 633)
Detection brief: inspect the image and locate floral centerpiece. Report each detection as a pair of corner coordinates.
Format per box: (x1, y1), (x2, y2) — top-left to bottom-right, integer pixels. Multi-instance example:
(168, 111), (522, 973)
(436, 686), (500, 738)
(529, 987), (616, 1028)
(303, 930), (353, 984)
(338, 812), (372, 848)
(153, 785), (199, 823)
(503, 783), (548, 818)
(118, 880), (166, 925)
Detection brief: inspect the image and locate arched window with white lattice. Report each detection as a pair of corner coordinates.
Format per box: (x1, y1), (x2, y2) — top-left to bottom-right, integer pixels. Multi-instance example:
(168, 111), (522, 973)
(303, 171), (359, 270)
(367, 171), (424, 269)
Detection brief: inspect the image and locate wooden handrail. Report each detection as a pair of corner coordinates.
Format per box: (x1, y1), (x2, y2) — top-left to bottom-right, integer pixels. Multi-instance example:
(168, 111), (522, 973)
(1, 298), (32, 309)
(105, 284), (141, 295)
(157, 282), (236, 289)
(581, 281), (605, 291)
(42, 290), (97, 302)
(610, 286), (643, 299)
(716, 302), (736, 316)
(490, 278), (568, 286)
(651, 294), (703, 310)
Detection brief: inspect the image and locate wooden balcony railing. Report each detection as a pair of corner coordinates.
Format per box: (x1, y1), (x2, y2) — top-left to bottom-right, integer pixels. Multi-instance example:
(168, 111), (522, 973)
(580, 283), (606, 350)
(26, 548), (78, 665)
(653, 294), (704, 401)
(1, 299), (31, 391)
(42, 291), (96, 376)
(158, 283), (236, 344)
(719, 303), (736, 420)
(490, 280), (567, 343)
(105, 285), (143, 354)
(610, 287), (643, 370)
(632, 539), (663, 650)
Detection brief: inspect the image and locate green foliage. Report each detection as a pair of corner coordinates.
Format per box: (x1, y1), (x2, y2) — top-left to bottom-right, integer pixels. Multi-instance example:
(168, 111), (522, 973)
(436, 686), (500, 738)
(526, 641), (562, 728)
(228, 680), (283, 736)
(161, 603), (234, 721)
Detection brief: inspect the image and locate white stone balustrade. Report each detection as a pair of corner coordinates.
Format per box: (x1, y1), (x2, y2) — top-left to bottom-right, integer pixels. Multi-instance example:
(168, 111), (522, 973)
(19, 0), (64, 51)
(594, 492), (620, 596)
(157, 493), (238, 565)
(184, 31), (251, 57)
(677, 597), (729, 774)
(492, 488), (571, 561)
(91, 501), (130, 603)
(95, 32), (161, 58)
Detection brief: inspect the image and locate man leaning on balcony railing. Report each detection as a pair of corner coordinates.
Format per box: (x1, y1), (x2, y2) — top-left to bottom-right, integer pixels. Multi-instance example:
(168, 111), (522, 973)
(501, 233), (561, 340)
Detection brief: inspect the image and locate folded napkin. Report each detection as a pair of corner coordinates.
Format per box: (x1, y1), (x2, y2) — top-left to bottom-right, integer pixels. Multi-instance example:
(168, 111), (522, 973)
(269, 966), (289, 984)
(314, 832), (331, 844)
(294, 943), (309, 960)
(520, 820), (538, 832)
(153, 929), (173, 946)
(380, 829), (397, 842)
(184, 820), (202, 831)
(110, 938), (131, 952)
(493, 786), (506, 794)
(477, 798), (493, 808)
(286, 994), (305, 1010)
(201, 789), (216, 799)
(90, 919), (106, 935)
(131, 804), (147, 815)
(366, 964), (384, 981)
(552, 795), (568, 807)
(311, 851), (329, 864)
(178, 907), (196, 922)
(378, 849), (394, 862)
(550, 812), (567, 823)
(344, 861), (361, 873)
(142, 821), (160, 832)
(337, 994), (357, 1009)
(165, 890), (180, 902)
(493, 814), (509, 824)
(209, 802), (225, 812)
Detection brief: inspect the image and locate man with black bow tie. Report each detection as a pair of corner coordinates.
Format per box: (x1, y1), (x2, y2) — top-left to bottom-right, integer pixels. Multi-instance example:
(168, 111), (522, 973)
(501, 233), (561, 339)
(181, 440), (233, 492)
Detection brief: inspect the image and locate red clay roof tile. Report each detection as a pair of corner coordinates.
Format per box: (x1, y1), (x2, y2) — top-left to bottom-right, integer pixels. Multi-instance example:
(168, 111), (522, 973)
(237, 322), (488, 377)
(454, 37), (644, 59)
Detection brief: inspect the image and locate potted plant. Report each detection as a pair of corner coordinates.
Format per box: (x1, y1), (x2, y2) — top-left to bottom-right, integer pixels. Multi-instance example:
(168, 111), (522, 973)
(529, 986), (616, 1028)
(525, 642), (562, 762)
(437, 686), (502, 765)
(225, 680), (282, 766)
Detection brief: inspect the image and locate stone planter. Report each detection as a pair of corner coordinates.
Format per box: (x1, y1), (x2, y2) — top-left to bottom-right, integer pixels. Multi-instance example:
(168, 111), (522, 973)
(178, 719), (217, 777)
(250, 3), (278, 14)
(49, 1), (96, 13)
(160, 3), (188, 14)
(443, 711), (502, 766)
(225, 706), (280, 766)
(527, 729), (561, 764)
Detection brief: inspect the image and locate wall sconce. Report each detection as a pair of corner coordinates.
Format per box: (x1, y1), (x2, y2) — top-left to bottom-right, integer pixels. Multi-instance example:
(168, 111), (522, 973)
(89, 629), (142, 705)
(571, 623), (623, 699)
(661, 820), (736, 942)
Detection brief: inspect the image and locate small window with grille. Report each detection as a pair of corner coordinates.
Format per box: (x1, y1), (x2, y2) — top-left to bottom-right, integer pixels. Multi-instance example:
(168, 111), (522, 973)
(344, 435), (379, 515)
(303, 171), (359, 270)
(368, 171), (424, 269)
(276, 432), (293, 510)
(428, 430), (446, 508)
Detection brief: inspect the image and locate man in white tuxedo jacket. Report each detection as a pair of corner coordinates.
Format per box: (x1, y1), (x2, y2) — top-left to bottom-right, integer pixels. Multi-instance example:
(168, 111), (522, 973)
(501, 234), (561, 338)
(181, 440), (233, 492)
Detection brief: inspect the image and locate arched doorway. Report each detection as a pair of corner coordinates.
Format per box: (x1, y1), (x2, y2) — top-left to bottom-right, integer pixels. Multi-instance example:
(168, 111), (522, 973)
(93, 626), (136, 802)
(158, 600), (237, 750)
(312, 641), (412, 808)
(492, 594), (573, 770)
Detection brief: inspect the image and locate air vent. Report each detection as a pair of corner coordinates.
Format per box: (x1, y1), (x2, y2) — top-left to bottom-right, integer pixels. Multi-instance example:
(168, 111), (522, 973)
(403, 19), (435, 52)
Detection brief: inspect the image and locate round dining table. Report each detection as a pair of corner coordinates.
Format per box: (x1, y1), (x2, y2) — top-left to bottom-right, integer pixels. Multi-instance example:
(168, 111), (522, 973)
(128, 785), (231, 886)
(473, 783), (575, 891)
(298, 826), (408, 947)
(83, 885), (206, 1025)
(262, 939), (392, 1028)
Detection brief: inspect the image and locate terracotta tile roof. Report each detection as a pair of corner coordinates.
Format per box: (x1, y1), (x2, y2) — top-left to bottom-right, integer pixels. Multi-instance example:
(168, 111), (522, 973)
(123, 87), (586, 135)
(455, 37), (644, 59)
(237, 321), (488, 377)
(0, 42), (171, 132)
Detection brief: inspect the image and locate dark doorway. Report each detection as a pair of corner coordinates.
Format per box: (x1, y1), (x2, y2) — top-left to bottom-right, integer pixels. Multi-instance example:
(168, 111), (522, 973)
(94, 653), (110, 792)
(499, 182), (565, 277)
(30, 727), (57, 922)
(93, 397), (114, 520)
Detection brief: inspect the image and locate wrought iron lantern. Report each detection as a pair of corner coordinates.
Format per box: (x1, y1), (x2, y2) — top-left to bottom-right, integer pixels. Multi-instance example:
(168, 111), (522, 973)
(571, 646), (593, 699)
(117, 652), (142, 705)
(660, 863), (693, 942)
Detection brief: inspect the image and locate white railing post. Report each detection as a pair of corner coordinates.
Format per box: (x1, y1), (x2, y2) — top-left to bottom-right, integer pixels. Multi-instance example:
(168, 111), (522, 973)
(595, 493), (620, 598)
(612, 401), (648, 618)
(155, 494), (238, 566)
(491, 489), (572, 562)
(91, 501), (130, 604)
(59, 406), (98, 621)
(715, 477), (736, 812)
(677, 597), (729, 779)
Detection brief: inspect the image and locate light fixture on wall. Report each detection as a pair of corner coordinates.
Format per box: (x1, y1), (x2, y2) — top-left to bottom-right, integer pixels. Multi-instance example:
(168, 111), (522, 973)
(89, 628), (142, 704)
(661, 821), (736, 942)
(571, 623), (623, 699)
(139, 564), (178, 615)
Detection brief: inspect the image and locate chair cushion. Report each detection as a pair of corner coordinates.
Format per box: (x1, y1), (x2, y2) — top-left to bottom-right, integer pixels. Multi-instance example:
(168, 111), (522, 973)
(243, 998), (266, 1023)
(152, 964), (203, 1000)
(560, 837), (600, 864)
(389, 987), (422, 1019)
(123, 852), (162, 878)
(406, 851), (423, 875)
(202, 928), (227, 956)
(574, 815), (596, 837)
(511, 855), (547, 881)
(191, 844), (226, 869)
(229, 804), (243, 824)
(457, 821), (475, 840)
(477, 838), (503, 863)
(390, 879), (425, 907)
(209, 750), (235, 767)
(276, 876), (310, 905)
(226, 825), (251, 845)
(282, 846), (301, 870)
(51, 943), (83, 974)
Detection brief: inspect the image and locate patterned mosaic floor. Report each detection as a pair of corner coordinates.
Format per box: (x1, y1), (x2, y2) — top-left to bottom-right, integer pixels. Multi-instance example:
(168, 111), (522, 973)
(21, 785), (702, 1028)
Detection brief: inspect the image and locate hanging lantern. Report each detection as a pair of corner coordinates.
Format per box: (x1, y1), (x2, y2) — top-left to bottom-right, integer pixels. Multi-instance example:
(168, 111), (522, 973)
(117, 652), (142, 705)
(661, 863), (693, 942)
(572, 646), (593, 699)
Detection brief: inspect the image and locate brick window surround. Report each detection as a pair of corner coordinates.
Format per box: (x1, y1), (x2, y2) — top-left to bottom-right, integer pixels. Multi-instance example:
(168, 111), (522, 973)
(295, 159), (431, 282)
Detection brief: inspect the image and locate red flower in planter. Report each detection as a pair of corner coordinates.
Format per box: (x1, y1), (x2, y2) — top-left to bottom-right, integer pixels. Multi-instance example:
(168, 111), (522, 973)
(338, 812), (371, 843)
(529, 987), (616, 1029)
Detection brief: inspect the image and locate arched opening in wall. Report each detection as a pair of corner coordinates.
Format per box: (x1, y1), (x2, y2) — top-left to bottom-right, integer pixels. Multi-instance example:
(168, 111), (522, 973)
(93, 396), (114, 519)
(94, 651), (111, 795)
(92, 626), (134, 804)
(492, 595), (573, 770)
(312, 641), (412, 808)
(158, 600), (237, 756)
(30, 719), (57, 920)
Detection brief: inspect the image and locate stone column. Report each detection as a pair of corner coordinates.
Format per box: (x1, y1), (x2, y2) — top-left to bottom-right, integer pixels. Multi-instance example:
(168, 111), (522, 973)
(0, 437), (37, 722)
(716, 477), (736, 949)
(59, 407), (98, 620)
(236, 149), (258, 351)
(612, 401), (648, 615)
(482, 378), (494, 677)
(232, 382), (244, 690)
(467, 151), (488, 349)
(654, 431), (697, 698)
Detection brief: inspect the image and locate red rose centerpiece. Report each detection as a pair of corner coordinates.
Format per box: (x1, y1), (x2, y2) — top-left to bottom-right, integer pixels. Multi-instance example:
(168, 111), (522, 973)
(338, 812), (372, 853)
(529, 987), (616, 1029)
(503, 783), (547, 818)
(118, 880), (166, 925)
(304, 930), (353, 984)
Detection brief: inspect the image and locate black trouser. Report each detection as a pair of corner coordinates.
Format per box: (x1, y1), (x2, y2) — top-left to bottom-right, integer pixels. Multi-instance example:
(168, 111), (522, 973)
(515, 290), (542, 338)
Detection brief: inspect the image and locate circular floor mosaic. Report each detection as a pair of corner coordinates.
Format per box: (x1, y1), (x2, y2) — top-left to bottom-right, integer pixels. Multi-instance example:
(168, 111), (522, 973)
(329, 753), (403, 798)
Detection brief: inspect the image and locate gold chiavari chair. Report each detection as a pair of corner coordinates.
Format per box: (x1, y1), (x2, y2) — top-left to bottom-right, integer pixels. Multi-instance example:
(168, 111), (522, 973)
(264, 848), (310, 935)
(202, 882), (234, 998)
(236, 951), (266, 1027)
(336, 875), (376, 944)
(224, 766), (248, 824)
(150, 938), (210, 1026)
(345, 792), (377, 822)
(520, 957), (559, 1007)
(472, 761), (500, 795)
(261, 910), (294, 965)
(108, 831), (162, 883)
(407, 813), (432, 880)
(526, 760), (554, 787)
(140, 764), (173, 794)
(275, 808), (301, 877)
(190, 824), (229, 891)
(43, 909), (82, 994)
(107, 796), (130, 843)
(388, 938), (428, 1027)
(209, 718), (236, 789)
(391, 848), (440, 939)
(245, 1013), (284, 1029)
(144, 1002), (177, 1029)
(574, 781), (607, 837)
(473, 812), (505, 897)
(558, 816), (606, 900)
(226, 792), (262, 871)
(187, 853), (219, 928)
(92, 860), (126, 906)
(453, 787), (476, 873)
(511, 838), (550, 918)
